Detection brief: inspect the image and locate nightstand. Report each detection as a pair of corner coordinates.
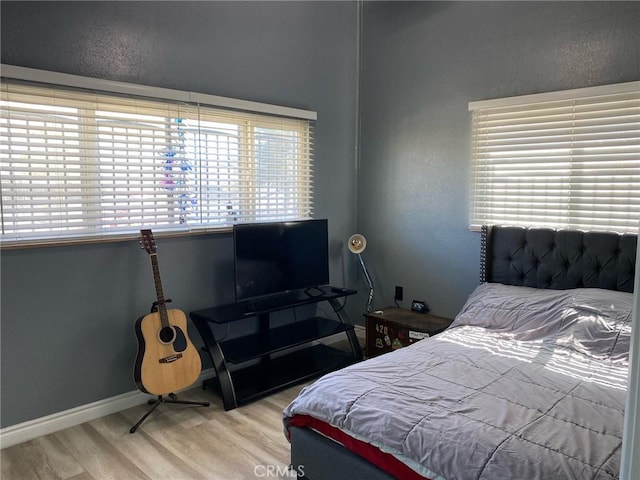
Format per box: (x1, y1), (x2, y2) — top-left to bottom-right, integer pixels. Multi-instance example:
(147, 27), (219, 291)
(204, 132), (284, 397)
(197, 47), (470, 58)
(364, 307), (453, 358)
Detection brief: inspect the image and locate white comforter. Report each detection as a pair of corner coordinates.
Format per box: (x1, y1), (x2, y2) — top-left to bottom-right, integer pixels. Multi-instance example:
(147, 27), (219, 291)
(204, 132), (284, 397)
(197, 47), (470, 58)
(283, 283), (633, 480)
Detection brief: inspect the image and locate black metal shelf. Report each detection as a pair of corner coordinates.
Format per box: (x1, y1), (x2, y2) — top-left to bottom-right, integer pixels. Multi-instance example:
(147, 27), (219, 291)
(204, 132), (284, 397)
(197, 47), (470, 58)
(204, 344), (357, 406)
(190, 286), (357, 324)
(220, 316), (354, 364)
(190, 286), (363, 411)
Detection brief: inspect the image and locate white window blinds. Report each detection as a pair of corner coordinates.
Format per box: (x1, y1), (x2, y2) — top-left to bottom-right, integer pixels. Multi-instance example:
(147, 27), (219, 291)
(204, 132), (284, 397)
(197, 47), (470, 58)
(469, 82), (640, 234)
(0, 72), (315, 245)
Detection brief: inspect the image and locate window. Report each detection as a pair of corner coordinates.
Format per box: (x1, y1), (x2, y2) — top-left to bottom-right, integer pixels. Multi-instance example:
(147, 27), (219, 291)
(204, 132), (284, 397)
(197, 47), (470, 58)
(469, 81), (640, 234)
(0, 67), (315, 246)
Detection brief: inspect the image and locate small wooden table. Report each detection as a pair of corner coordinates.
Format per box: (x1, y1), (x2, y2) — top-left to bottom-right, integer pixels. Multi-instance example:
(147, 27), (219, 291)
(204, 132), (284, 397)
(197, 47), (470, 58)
(364, 307), (453, 358)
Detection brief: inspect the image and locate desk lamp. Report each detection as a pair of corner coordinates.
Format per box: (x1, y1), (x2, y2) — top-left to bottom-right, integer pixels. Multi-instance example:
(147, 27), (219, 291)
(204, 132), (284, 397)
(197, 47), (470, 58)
(348, 233), (374, 312)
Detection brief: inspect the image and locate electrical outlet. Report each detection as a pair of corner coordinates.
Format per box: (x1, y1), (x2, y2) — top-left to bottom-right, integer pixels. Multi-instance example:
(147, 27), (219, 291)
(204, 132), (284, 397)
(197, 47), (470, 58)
(394, 285), (403, 301)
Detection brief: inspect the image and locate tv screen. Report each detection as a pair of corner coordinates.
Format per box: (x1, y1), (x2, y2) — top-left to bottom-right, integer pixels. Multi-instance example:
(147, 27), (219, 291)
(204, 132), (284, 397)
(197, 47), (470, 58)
(233, 219), (330, 302)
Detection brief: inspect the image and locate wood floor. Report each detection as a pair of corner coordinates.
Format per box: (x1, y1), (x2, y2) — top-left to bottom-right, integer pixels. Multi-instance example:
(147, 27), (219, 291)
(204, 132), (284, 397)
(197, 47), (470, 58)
(0, 384), (307, 480)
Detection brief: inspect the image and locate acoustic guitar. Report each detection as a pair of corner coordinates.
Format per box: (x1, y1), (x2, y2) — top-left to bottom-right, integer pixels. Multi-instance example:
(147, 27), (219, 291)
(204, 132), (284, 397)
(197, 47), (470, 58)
(133, 229), (202, 395)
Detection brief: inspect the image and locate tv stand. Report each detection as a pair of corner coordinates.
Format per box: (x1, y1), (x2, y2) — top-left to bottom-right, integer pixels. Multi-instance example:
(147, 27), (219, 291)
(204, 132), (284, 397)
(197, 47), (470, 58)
(189, 286), (362, 410)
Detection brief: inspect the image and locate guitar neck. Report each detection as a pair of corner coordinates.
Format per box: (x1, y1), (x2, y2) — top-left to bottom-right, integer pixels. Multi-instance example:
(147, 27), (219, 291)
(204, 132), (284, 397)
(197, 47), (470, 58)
(149, 253), (170, 327)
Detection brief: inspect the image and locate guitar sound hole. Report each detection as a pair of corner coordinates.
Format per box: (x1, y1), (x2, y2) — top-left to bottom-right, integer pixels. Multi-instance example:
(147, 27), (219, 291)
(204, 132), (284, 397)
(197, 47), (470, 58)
(159, 326), (176, 344)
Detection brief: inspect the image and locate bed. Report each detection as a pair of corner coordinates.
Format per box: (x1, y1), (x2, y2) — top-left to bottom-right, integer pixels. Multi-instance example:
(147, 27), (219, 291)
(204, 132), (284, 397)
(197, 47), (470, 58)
(283, 225), (637, 480)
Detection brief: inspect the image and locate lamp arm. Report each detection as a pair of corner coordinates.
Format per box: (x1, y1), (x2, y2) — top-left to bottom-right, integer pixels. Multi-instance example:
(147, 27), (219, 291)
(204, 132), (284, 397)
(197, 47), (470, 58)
(357, 253), (374, 312)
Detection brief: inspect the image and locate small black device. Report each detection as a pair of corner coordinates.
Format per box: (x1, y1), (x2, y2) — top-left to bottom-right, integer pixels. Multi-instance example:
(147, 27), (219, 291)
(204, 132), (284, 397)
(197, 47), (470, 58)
(411, 299), (429, 314)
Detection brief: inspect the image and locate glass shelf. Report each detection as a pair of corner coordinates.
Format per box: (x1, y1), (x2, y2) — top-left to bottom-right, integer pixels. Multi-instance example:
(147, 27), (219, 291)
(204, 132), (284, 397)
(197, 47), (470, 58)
(220, 316), (355, 364)
(190, 286), (362, 410)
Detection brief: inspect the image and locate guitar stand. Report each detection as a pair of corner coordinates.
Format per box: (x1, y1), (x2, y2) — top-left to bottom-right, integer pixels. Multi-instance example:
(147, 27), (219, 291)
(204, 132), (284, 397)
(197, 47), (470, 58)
(129, 393), (210, 433)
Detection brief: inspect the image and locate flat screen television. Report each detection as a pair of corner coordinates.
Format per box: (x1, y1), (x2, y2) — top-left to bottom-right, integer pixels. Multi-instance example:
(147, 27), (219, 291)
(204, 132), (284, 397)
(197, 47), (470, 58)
(233, 219), (330, 302)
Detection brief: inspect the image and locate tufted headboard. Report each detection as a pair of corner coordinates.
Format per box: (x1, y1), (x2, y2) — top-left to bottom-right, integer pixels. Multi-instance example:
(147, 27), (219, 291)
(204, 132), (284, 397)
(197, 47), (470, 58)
(480, 225), (637, 293)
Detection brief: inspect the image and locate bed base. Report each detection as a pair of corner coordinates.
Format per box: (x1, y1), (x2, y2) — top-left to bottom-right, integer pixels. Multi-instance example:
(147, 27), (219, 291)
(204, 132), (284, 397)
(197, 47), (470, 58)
(290, 426), (395, 480)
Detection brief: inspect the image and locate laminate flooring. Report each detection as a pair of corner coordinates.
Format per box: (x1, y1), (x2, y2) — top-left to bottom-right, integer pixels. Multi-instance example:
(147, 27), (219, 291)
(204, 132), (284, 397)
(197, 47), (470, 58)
(1, 384), (307, 480)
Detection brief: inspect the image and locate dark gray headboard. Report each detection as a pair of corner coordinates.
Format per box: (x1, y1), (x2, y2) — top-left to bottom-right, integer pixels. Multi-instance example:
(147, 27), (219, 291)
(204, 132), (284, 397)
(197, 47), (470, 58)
(480, 225), (637, 293)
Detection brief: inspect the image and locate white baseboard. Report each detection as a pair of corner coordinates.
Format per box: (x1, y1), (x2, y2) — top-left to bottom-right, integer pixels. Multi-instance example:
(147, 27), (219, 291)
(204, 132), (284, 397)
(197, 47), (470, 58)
(0, 328), (367, 450)
(0, 368), (216, 449)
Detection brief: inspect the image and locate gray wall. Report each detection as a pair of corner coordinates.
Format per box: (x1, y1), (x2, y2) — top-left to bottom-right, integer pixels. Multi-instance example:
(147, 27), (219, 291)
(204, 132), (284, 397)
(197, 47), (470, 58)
(0, 1), (359, 427)
(357, 1), (640, 318)
(2, 0), (640, 429)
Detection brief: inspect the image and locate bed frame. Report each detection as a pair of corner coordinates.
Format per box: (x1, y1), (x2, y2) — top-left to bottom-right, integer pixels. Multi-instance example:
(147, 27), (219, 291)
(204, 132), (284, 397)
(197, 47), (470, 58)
(479, 225), (636, 292)
(290, 225), (637, 480)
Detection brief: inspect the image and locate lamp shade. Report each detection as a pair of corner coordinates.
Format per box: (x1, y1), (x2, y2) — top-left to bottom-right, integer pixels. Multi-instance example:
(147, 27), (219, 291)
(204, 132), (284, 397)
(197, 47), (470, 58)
(348, 233), (367, 255)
